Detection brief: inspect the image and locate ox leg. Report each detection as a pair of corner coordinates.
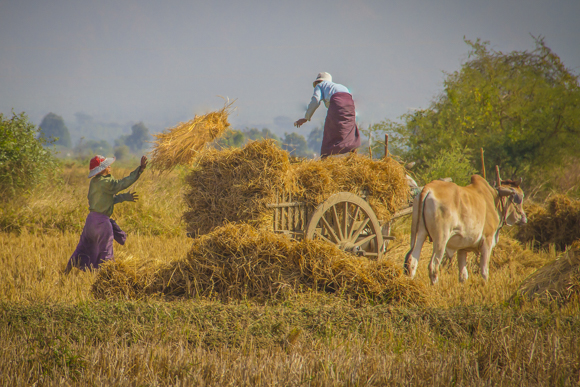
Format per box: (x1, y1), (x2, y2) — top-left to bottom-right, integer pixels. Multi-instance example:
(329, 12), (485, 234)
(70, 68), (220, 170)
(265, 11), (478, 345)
(428, 237), (449, 285)
(479, 238), (494, 281)
(457, 250), (468, 283)
(404, 230), (428, 279)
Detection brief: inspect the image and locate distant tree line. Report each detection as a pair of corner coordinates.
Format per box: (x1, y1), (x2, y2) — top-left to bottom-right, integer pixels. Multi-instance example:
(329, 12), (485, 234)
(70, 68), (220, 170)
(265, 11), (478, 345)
(38, 112), (326, 160)
(39, 114), (152, 161)
(217, 126), (324, 158)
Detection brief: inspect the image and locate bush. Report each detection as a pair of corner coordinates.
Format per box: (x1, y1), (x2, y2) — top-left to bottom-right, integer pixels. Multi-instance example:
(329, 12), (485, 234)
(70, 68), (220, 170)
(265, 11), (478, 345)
(416, 143), (477, 186)
(0, 112), (59, 199)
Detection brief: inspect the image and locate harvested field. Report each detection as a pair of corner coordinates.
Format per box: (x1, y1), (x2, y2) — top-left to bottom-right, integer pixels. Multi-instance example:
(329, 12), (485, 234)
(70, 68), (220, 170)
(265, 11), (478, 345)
(93, 223), (427, 305)
(183, 140), (409, 237)
(3, 163), (580, 386)
(517, 194), (580, 250)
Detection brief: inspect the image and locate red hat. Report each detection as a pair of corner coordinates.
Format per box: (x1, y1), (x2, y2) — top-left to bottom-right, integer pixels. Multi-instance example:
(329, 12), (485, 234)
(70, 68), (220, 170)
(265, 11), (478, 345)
(88, 155), (115, 178)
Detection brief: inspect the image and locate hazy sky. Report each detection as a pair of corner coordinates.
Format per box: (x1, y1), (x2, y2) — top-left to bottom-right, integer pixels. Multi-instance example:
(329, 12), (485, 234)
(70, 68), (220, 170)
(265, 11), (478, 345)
(1, 0), (579, 138)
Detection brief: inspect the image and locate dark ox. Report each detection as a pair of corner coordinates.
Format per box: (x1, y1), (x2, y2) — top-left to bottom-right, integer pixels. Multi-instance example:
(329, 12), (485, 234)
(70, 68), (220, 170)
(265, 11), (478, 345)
(403, 175), (527, 284)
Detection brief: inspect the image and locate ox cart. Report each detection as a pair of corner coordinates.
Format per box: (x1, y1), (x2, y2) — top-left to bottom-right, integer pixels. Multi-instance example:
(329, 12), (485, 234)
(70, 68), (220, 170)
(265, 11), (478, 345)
(267, 189), (414, 260)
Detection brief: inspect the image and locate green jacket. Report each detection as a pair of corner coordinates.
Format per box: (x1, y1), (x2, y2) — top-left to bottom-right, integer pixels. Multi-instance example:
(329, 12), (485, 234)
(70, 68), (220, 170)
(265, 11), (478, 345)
(88, 166), (142, 217)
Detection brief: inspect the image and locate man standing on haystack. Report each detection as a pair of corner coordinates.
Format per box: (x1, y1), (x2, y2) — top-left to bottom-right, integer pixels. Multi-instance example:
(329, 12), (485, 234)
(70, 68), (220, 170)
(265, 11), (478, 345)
(294, 72), (361, 157)
(65, 155), (147, 273)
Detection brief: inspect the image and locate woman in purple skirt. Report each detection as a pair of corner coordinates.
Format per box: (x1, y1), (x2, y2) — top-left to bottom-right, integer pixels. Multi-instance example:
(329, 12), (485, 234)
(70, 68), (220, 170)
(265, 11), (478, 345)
(294, 72), (361, 158)
(65, 155), (147, 272)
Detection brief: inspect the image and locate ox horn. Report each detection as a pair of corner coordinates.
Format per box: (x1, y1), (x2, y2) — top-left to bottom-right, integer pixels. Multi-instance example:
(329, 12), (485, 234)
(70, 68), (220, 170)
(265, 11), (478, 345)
(516, 177), (523, 187)
(497, 187), (514, 197)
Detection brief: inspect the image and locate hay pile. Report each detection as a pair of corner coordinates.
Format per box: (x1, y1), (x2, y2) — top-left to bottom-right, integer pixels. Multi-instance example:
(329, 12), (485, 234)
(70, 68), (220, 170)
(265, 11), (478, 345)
(183, 139), (409, 237)
(517, 195), (580, 250)
(149, 102), (234, 173)
(183, 140), (294, 236)
(92, 224), (427, 305)
(514, 241), (580, 304)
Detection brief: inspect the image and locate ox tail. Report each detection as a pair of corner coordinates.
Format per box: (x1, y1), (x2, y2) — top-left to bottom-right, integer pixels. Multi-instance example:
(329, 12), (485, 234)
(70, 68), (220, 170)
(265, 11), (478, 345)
(404, 188), (431, 273)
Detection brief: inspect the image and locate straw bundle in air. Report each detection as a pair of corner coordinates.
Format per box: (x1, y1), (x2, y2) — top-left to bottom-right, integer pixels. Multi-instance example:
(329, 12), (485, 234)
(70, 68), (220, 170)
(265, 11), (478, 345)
(517, 195), (580, 250)
(149, 101), (234, 173)
(513, 241), (580, 304)
(92, 223), (427, 305)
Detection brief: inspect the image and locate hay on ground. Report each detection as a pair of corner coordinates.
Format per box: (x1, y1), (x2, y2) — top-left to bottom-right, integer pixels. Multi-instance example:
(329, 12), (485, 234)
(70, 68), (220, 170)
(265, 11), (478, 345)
(513, 241), (580, 304)
(183, 140), (409, 237)
(517, 195), (580, 250)
(490, 236), (554, 272)
(92, 223), (427, 305)
(149, 101), (234, 173)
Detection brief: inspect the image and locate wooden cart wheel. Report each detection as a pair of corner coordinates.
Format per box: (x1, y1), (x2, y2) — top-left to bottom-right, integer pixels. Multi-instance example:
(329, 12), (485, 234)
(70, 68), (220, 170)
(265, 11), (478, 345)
(305, 192), (383, 259)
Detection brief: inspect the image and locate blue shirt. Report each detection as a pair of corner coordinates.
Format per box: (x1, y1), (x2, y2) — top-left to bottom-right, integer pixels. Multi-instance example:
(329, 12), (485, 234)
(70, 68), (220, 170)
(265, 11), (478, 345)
(304, 81), (351, 121)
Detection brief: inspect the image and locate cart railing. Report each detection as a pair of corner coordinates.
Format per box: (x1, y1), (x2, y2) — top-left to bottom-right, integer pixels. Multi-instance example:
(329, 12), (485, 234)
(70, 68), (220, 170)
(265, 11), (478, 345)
(266, 189), (310, 238)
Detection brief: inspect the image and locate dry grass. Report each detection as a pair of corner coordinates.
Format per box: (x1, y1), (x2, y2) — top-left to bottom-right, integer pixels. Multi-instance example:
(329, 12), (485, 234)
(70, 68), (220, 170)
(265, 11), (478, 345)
(149, 102), (234, 173)
(0, 231), (189, 304)
(183, 140), (409, 237)
(0, 162), (186, 236)
(2, 300), (580, 386)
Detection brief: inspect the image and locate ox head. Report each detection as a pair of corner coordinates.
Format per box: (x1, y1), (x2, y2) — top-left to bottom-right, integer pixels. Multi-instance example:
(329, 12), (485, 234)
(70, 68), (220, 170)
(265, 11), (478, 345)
(497, 178), (527, 226)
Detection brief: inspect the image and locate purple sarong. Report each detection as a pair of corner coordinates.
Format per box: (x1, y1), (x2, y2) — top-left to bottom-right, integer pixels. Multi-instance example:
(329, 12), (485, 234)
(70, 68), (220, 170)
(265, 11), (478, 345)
(66, 211), (127, 271)
(320, 92), (361, 156)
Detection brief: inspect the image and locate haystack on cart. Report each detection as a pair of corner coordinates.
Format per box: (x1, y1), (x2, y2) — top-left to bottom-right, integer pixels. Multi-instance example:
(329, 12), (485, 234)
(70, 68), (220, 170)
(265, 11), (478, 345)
(268, 136), (418, 260)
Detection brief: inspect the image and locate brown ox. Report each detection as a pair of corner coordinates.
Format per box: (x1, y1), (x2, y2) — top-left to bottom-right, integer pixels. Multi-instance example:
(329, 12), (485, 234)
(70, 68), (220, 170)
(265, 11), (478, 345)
(403, 175), (527, 284)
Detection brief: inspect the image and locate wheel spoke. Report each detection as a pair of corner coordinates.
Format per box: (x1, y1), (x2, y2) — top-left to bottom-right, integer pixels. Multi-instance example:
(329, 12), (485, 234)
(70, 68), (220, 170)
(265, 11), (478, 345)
(348, 206), (360, 240)
(350, 217), (370, 243)
(343, 201), (348, 241)
(320, 215), (340, 243)
(354, 233), (377, 248)
(331, 205), (344, 241)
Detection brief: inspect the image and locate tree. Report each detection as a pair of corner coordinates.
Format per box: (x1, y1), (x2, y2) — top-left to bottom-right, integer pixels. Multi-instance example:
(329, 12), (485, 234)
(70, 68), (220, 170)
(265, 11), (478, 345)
(390, 37), (580, 180)
(122, 122), (150, 152)
(39, 112), (71, 148)
(1, 112), (58, 198)
(307, 127), (323, 155)
(282, 132), (312, 158)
